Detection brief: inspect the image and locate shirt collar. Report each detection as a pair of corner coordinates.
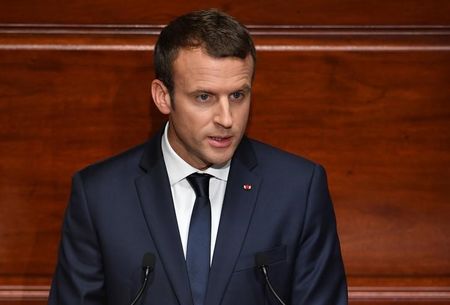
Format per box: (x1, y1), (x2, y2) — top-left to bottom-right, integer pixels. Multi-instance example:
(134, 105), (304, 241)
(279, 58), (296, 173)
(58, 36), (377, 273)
(161, 122), (230, 186)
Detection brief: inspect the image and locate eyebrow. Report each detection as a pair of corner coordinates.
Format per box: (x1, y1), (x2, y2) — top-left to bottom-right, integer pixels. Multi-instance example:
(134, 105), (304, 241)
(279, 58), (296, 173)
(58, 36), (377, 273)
(190, 84), (252, 96)
(237, 85), (252, 93)
(190, 89), (214, 96)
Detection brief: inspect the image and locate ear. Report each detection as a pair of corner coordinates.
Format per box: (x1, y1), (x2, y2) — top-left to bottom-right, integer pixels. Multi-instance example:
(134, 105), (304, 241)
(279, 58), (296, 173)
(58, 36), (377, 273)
(151, 79), (172, 115)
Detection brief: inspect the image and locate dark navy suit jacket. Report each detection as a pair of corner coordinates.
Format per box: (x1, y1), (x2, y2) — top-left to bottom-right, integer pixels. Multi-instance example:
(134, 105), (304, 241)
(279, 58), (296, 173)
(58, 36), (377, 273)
(48, 132), (347, 305)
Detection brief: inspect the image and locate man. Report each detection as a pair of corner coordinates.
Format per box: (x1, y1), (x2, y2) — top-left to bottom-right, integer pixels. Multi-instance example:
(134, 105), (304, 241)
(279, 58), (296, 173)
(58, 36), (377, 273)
(48, 9), (347, 305)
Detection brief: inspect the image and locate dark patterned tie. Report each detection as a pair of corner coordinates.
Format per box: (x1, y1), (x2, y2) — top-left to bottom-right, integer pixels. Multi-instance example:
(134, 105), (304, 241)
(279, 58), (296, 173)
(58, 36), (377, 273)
(186, 173), (212, 305)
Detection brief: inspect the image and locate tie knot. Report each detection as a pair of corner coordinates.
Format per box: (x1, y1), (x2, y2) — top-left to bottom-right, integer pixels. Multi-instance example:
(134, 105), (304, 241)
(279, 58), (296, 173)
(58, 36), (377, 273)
(187, 173), (211, 198)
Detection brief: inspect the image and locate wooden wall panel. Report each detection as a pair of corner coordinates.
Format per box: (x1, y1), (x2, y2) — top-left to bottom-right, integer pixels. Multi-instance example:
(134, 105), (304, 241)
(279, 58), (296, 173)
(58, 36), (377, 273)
(0, 47), (162, 278)
(1, 1), (450, 304)
(0, 0), (450, 25)
(250, 50), (450, 281)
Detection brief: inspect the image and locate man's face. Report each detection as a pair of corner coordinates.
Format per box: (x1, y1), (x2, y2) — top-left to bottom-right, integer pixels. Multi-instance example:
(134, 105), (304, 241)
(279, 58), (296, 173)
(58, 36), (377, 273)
(164, 48), (253, 170)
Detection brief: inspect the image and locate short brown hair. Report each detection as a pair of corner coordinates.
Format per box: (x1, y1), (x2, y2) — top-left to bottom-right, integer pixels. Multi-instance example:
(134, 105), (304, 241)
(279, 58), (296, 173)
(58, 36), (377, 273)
(154, 9), (256, 95)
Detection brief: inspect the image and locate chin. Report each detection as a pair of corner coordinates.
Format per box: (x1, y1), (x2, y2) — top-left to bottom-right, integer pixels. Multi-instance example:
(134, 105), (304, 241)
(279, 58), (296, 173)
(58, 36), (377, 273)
(208, 154), (234, 167)
(202, 144), (238, 166)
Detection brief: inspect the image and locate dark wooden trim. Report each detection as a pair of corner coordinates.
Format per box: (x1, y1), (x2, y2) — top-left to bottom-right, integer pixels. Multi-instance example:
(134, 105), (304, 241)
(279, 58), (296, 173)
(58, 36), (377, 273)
(349, 286), (450, 302)
(1, 23), (449, 35)
(0, 286), (49, 301)
(0, 23), (164, 35)
(1, 285), (450, 302)
(0, 25), (449, 52)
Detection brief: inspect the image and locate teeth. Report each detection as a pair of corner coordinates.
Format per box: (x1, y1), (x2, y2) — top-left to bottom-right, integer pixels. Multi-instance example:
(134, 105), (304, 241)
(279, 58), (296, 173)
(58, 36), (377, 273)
(211, 137), (229, 141)
(210, 136), (231, 140)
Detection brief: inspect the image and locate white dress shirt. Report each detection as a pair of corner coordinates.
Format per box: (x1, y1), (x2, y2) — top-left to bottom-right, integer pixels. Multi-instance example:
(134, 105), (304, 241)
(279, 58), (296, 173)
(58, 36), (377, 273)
(161, 123), (230, 264)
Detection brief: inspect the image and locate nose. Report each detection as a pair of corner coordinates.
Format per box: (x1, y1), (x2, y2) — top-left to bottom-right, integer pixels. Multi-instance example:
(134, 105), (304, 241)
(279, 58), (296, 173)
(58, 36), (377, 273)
(214, 98), (233, 129)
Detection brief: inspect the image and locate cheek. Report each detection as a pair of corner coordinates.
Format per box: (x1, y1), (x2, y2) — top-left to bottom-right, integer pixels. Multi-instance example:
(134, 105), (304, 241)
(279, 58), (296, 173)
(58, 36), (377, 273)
(234, 106), (250, 125)
(180, 112), (211, 138)
(187, 110), (215, 129)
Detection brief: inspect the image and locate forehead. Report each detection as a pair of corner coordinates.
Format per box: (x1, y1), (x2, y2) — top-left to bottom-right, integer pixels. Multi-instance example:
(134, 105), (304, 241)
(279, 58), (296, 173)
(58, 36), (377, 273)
(172, 48), (254, 91)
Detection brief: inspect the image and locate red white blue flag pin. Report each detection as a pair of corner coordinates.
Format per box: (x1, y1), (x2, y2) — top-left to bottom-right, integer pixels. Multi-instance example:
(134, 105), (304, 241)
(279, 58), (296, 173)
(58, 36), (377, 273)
(243, 184), (252, 191)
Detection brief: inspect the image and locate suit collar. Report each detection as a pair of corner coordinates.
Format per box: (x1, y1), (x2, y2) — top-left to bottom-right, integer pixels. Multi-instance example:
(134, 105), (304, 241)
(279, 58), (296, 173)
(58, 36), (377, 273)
(232, 135), (258, 171)
(136, 130), (193, 305)
(138, 127), (164, 172)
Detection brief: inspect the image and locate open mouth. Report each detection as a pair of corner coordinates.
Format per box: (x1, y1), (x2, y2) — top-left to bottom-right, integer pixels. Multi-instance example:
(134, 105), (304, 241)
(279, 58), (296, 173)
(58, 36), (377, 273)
(208, 136), (232, 148)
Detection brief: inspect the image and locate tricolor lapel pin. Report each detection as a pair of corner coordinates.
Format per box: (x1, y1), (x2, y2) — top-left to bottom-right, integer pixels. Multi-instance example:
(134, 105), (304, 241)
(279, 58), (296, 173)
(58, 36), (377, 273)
(243, 184), (252, 191)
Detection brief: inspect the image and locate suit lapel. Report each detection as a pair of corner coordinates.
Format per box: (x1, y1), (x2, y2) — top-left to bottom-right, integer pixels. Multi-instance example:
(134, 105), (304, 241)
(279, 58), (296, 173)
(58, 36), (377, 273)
(135, 133), (193, 305)
(205, 138), (261, 305)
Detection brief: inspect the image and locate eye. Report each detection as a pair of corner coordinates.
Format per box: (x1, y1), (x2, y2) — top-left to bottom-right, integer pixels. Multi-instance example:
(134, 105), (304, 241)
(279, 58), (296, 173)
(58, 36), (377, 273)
(196, 93), (210, 102)
(230, 91), (244, 101)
